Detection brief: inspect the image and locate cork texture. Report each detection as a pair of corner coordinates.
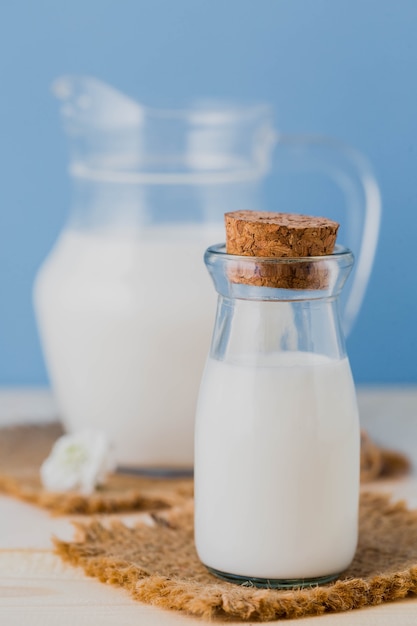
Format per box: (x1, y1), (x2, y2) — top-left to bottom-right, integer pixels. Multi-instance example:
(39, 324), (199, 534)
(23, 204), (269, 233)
(225, 211), (340, 289)
(226, 256), (334, 290)
(225, 211), (339, 258)
(55, 492), (417, 621)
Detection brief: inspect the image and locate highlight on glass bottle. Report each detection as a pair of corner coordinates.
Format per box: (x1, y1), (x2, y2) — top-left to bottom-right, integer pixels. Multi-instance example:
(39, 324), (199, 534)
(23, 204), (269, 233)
(194, 245), (360, 588)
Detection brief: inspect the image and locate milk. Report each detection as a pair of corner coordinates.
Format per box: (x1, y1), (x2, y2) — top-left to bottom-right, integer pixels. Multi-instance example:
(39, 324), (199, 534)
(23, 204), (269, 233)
(34, 225), (220, 468)
(194, 352), (360, 580)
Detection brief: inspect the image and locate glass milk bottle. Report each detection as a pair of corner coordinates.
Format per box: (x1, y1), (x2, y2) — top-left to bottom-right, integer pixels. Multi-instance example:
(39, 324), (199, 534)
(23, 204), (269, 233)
(195, 214), (360, 587)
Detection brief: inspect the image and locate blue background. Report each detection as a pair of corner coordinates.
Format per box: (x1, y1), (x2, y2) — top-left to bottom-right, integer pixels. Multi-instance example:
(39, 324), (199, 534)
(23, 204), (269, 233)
(0, 0), (416, 385)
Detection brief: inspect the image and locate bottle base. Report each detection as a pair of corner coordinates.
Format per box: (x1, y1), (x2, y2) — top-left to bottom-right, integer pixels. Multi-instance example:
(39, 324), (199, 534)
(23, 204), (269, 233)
(206, 565), (340, 589)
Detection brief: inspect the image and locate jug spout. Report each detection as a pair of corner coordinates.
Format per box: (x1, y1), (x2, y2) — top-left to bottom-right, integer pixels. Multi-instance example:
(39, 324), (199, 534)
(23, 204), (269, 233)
(52, 75), (145, 172)
(52, 75), (144, 131)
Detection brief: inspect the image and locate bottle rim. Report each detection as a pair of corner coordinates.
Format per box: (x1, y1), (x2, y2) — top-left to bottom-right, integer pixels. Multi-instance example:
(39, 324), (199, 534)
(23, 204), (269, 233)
(205, 243), (354, 265)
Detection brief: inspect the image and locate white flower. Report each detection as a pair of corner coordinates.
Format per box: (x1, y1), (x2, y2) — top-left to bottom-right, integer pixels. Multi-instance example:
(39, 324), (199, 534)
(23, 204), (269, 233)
(40, 430), (116, 495)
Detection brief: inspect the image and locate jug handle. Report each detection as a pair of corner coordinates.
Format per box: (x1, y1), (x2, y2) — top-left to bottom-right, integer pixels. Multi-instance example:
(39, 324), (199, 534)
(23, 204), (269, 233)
(271, 134), (381, 336)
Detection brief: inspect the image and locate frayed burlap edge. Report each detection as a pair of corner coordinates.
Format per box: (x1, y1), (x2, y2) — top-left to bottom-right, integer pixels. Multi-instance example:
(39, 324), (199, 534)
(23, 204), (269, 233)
(360, 430), (410, 482)
(0, 473), (193, 516)
(54, 493), (417, 622)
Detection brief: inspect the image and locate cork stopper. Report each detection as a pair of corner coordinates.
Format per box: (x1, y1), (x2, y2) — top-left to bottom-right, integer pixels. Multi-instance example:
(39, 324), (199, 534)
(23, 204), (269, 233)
(225, 210), (340, 289)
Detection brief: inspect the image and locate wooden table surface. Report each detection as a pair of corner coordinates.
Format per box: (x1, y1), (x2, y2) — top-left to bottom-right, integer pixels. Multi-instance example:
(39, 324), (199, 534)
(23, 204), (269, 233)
(1, 387), (417, 626)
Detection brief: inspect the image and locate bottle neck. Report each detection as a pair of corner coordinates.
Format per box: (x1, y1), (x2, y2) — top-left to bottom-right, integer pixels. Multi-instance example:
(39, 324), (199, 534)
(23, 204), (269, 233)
(210, 296), (346, 363)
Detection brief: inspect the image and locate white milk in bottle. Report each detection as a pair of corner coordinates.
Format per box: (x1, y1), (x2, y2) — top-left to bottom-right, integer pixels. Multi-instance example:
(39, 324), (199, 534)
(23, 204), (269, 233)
(195, 352), (360, 581)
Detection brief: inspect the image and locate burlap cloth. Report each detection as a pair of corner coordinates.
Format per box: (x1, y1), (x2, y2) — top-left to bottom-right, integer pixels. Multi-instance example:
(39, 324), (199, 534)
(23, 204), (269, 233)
(0, 422), (415, 619)
(54, 492), (417, 621)
(0, 423), (193, 514)
(0, 422), (409, 515)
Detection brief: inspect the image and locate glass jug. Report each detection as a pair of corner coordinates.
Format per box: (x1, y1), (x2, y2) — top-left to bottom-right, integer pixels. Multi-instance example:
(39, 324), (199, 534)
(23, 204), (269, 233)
(194, 245), (360, 587)
(33, 75), (380, 470)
